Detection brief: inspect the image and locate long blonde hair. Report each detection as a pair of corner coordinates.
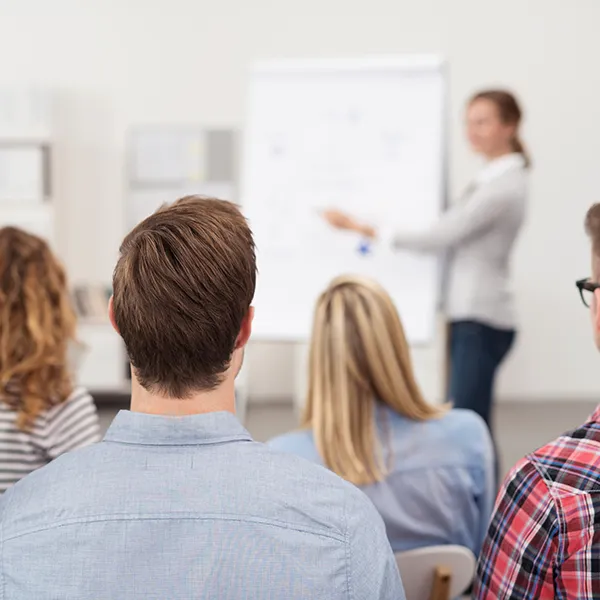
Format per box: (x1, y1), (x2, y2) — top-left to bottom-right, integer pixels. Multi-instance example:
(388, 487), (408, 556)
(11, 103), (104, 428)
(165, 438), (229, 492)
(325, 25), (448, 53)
(302, 275), (448, 486)
(0, 227), (77, 430)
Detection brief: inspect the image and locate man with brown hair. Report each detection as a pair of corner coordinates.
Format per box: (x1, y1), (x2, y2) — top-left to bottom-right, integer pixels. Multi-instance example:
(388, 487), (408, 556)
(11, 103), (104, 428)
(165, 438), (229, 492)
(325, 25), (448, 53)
(0, 196), (404, 600)
(475, 203), (600, 599)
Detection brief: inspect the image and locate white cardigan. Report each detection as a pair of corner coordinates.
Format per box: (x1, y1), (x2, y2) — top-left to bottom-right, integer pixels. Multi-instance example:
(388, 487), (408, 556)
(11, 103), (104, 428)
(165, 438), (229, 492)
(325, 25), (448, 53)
(383, 153), (528, 329)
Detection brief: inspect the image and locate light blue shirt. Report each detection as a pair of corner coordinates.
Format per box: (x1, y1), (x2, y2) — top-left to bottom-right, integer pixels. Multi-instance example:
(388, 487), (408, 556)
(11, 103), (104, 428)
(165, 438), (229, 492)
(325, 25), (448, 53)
(269, 407), (494, 556)
(0, 410), (404, 600)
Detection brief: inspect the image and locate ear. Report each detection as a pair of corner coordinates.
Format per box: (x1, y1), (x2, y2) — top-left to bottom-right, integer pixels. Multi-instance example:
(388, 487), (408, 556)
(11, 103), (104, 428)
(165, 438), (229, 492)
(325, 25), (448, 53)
(506, 122), (517, 141)
(234, 306), (254, 350)
(108, 296), (120, 335)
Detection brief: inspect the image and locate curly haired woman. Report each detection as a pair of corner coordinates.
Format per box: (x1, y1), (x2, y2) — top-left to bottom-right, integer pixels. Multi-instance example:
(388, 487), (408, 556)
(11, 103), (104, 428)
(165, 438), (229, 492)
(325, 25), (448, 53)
(0, 227), (100, 492)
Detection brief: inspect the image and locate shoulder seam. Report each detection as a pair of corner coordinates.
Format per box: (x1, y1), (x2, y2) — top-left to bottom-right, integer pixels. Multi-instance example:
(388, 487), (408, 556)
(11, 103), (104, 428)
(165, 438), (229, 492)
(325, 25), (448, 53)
(526, 454), (563, 502)
(525, 455), (565, 564)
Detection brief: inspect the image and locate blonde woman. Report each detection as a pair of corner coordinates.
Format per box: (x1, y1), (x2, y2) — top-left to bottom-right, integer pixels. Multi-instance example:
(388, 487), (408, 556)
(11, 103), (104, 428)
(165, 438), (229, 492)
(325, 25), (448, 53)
(0, 227), (100, 492)
(269, 275), (494, 555)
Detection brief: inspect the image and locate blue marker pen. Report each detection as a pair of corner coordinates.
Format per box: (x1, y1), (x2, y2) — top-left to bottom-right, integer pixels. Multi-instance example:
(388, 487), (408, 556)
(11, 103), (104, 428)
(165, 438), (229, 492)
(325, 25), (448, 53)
(358, 239), (371, 256)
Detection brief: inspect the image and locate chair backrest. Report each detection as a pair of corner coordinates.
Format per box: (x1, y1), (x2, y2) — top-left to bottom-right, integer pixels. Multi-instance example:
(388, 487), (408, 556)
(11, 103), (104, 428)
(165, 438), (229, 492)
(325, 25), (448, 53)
(395, 545), (476, 600)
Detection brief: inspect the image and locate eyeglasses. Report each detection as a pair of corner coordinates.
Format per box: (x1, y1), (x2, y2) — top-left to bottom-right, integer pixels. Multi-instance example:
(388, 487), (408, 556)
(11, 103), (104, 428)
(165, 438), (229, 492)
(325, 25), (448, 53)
(576, 278), (600, 307)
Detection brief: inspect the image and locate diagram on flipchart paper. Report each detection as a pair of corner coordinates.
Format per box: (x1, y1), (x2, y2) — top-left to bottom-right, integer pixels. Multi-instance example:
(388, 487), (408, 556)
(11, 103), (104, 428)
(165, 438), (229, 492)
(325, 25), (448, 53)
(241, 58), (446, 342)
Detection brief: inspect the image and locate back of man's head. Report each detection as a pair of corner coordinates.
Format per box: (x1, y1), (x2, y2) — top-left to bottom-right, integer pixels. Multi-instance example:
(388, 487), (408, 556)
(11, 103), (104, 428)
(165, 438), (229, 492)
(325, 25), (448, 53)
(112, 196), (256, 397)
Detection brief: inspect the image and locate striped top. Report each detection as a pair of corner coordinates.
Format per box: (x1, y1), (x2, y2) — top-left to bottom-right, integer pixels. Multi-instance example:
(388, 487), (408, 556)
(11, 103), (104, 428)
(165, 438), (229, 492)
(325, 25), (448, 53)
(0, 387), (101, 493)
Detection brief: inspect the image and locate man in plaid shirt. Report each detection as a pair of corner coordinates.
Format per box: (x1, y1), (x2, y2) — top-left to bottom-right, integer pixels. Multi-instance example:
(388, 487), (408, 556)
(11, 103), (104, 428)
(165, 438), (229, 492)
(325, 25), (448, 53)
(475, 203), (600, 599)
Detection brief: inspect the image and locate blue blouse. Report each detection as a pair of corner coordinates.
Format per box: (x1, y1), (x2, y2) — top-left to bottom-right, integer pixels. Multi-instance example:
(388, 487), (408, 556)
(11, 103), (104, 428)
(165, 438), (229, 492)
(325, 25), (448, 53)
(269, 407), (494, 556)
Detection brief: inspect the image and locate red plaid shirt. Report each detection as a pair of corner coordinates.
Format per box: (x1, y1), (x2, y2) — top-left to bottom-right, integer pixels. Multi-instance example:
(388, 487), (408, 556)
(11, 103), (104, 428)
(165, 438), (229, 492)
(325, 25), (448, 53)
(475, 406), (600, 599)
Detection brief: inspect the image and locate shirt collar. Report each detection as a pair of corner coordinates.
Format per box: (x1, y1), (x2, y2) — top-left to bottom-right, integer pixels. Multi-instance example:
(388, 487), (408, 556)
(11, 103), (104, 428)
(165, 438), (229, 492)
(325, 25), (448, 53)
(475, 152), (525, 185)
(103, 410), (253, 446)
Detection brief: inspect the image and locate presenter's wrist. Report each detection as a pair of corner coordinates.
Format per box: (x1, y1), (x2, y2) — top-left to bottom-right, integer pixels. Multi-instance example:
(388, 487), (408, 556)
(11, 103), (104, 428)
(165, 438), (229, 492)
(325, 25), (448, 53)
(358, 224), (377, 239)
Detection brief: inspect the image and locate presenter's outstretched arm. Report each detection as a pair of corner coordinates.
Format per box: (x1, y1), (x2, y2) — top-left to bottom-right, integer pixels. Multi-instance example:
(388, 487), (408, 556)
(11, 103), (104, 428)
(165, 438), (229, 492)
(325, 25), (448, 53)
(322, 183), (517, 254)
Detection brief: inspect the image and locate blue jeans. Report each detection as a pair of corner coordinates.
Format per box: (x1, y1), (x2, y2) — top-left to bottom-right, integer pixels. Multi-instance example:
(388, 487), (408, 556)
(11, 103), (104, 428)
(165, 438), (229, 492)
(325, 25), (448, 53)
(448, 320), (516, 430)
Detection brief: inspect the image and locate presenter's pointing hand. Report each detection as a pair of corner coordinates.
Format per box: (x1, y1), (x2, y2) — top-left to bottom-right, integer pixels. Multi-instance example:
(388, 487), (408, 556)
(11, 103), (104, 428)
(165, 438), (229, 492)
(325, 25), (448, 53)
(322, 209), (359, 231)
(322, 209), (376, 239)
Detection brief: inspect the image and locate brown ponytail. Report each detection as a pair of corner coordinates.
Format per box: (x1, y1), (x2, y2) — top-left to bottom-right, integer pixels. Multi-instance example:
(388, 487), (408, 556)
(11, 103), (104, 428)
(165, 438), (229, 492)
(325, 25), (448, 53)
(470, 89), (531, 168)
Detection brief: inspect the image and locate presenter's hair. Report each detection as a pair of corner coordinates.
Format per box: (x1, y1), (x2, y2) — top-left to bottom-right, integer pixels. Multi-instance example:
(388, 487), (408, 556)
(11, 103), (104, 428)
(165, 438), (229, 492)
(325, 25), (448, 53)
(0, 227), (77, 430)
(303, 275), (448, 486)
(470, 89), (531, 167)
(112, 196), (256, 397)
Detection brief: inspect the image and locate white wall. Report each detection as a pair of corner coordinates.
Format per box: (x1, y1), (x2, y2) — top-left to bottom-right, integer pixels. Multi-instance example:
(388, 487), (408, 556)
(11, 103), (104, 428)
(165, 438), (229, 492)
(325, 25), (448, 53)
(1, 0), (599, 402)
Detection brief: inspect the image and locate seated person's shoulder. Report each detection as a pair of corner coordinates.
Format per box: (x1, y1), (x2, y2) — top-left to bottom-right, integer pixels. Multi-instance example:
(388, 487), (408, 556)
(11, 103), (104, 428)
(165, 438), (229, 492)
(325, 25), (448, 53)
(434, 408), (491, 449)
(268, 428), (320, 462)
(494, 422), (600, 521)
(526, 418), (600, 493)
(264, 432), (381, 523)
(0, 438), (104, 535)
(264, 442), (401, 595)
(266, 431), (360, 493)
(407, 408), (494, 473)
(2, 386), (102, 511)
(441, 406), (488, 429)
(6, 434), (103, 493)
